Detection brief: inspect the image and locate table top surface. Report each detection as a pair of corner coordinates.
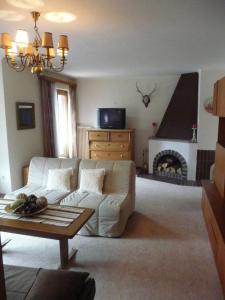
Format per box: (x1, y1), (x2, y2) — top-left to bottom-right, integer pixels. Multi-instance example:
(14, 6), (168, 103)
(0, 199), (94, 239)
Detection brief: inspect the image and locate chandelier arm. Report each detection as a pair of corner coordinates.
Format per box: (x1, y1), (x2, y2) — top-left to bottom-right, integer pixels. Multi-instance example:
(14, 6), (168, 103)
(6, 58), (26, 72)
(49, 57), (67, 72)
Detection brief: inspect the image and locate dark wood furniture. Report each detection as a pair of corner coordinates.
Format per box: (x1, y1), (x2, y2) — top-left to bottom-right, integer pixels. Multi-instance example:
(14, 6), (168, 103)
(202, 76), (225, 296)
(213, 77), (225, 116)
(87, 128), (135, 160)
(0, 203), (94, 269)
(0, 235), (6, 300)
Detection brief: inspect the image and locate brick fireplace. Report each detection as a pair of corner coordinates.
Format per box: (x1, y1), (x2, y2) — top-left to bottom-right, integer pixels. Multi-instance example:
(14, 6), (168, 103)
(149, 138), (198, 181)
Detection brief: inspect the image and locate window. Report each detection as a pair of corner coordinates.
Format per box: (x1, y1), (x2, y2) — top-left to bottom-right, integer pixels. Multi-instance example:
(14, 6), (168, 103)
(54, 89), (72, 158)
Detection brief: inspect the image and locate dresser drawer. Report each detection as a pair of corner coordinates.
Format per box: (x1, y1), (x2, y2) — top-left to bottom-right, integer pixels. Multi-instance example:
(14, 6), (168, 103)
(90, 142), (129, 151)
(90, 151), (130, 160)
(90, 142), (106, 151)
(89, 131), (108, 141)
(110, 132), (130, 142)
(106, 142), (129, 151)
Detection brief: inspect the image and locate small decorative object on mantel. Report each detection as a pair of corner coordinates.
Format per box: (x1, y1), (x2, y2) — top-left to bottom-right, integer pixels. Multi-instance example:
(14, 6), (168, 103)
(136, 82), (157, 108)
(204, 98), (214, 114)
(191, 123), (197, 142)
(152, 122), (158, 137)
(16, 102), (35, 130)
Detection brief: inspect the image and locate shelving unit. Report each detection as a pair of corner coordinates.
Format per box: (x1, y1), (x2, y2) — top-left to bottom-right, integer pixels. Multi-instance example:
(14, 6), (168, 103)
(202, 76), (225, 296)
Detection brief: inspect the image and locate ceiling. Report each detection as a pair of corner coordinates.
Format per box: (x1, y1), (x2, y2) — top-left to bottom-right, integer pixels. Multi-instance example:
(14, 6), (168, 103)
(0, 0), (225, 78)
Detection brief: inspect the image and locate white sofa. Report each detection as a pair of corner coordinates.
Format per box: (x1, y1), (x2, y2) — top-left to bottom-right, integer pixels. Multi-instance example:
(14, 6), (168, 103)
(4, 157), (136, 237)
(5, 157), (80, 204)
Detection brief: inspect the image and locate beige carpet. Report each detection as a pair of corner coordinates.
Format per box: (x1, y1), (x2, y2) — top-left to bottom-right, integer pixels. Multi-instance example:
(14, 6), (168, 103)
(2, 178), (223, 299)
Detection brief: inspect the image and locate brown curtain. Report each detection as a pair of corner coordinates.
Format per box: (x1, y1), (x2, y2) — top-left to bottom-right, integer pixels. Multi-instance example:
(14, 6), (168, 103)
(69, 85), (77, 157)
(39, 78), (56, 157)
(0, 235), (6, 300)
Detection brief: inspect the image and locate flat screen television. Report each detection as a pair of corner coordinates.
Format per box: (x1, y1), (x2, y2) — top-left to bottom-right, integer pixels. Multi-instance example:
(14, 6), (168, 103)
(97, 108), (126, 129)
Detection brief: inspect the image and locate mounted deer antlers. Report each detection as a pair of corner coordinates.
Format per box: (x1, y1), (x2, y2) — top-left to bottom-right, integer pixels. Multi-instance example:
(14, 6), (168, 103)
(136, 82), (157, 108)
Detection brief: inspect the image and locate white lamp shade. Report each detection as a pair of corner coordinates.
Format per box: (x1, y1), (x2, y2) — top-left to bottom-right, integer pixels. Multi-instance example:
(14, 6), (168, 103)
(57, 48), (68, 57)
(49, 47), (55, 58)
(8, 42), (18, 56)
(15, 30), (28, 47)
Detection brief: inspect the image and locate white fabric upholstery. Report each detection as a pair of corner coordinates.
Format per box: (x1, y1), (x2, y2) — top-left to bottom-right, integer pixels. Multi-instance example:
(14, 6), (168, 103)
(47, 168), (73, 192)
(4, 157), (80, 204)
(4, 157), (135, 236)
(78, 168), (105, 194)
(61, 160), (136, 237)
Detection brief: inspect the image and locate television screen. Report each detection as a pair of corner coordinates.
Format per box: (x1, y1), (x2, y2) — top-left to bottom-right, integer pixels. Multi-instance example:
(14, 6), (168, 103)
(97, 108), (126, 129)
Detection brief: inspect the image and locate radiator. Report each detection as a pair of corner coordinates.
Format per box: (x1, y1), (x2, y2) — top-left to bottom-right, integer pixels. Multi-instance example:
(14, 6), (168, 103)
(77, 126), (91, 159)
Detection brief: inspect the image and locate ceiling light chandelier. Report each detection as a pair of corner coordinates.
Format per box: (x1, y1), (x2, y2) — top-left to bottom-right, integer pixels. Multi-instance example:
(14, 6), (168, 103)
(0, 11), (69, 74)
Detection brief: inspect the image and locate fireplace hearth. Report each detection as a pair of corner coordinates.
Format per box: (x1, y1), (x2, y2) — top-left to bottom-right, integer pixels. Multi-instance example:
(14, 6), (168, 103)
(149, 138), (198, 181)
(153, 150), (187, 180)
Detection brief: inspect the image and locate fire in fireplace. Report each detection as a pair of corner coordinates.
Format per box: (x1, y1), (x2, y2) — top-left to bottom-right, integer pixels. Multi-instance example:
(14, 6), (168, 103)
(153, 150), (187, 180)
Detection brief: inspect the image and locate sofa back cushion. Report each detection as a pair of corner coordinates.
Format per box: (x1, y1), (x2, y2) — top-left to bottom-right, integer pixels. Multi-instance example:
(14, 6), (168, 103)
(78, 160), (135, 194)
(28, 157), (80, 190)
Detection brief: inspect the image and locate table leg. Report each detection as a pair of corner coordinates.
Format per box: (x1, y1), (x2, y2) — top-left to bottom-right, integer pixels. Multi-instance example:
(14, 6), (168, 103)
(59, 238), (78, 269)
(59, 238), (68, 269)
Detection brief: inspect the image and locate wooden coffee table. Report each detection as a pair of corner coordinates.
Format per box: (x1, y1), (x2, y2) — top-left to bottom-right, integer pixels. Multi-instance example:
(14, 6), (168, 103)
(0, 200), (94, 268)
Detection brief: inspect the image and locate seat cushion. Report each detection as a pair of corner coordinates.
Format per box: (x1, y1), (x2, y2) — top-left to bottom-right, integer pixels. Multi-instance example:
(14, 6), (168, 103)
(61, 191), (129, 237)
(4, 265), (95, 300)
(4, 265), (39, 300)
(25, 269), (94, 300)
(4, 184), (70, 204)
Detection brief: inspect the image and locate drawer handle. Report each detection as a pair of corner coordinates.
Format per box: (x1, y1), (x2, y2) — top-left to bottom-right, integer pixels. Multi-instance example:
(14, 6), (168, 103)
(120, 154), (123, 158)
(120, 144), (124, 148)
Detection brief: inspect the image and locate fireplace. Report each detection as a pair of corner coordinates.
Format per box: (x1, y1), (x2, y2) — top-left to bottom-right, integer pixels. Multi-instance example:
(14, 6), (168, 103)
(153, 150), (187, 180)
(149, 138), (198, 180)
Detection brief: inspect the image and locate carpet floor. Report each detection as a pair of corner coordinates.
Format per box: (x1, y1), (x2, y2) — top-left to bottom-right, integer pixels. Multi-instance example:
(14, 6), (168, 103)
(2, 178), (223, 300)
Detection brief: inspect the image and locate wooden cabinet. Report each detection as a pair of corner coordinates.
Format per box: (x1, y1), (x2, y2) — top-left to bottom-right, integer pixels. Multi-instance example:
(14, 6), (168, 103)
(202, 183), (225, 295)
(214, 143), (225, 198)
(202, 79), (225, 296)
(87, 129), (134, 161)
(213, 77), (225, 117)
(22, 165), (29, 186)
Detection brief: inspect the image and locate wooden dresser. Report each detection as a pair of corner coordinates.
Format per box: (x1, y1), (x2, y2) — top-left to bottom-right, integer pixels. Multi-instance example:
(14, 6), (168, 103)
(87, 129), (134, 160)
(202, 75), (225, 296)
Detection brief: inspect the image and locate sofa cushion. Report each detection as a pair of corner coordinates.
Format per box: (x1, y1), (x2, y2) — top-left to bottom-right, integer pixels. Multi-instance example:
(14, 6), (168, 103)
(28, 157), (80, 190)
(4, 265), (39, 300)
(61, 191), (129, 236)
(4, 184), (69, 204)
(47, 168), (73, 192)
(78, 168), (105, 194)
(25, 269), (94, 300)
(4, 265), (95, 300)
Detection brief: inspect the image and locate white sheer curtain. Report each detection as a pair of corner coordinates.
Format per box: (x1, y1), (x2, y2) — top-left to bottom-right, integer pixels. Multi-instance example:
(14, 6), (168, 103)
(53, 83), (77, 158)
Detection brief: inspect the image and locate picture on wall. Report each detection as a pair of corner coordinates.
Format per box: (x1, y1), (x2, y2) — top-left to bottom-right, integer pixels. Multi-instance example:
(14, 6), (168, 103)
(16, 102), (35, 130)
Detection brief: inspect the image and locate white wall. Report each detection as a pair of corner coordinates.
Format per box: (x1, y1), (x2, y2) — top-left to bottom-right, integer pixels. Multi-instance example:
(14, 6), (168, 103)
(77, 76), (179, 166)
(1, 60), (43, 191)
(198, 69), (225, 150)
(0, 62), (12, 192)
